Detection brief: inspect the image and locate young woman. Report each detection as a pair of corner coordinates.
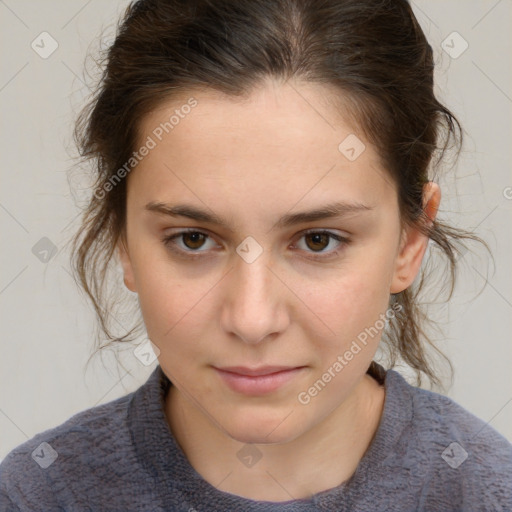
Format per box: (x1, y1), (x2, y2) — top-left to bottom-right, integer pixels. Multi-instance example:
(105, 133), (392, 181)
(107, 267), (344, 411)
(1, 0), (511, 510)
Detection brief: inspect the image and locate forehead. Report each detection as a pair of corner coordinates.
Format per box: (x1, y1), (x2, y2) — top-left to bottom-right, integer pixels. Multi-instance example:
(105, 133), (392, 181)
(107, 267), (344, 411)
(130, 79), (395, 211)
(139, 79), (361, 153)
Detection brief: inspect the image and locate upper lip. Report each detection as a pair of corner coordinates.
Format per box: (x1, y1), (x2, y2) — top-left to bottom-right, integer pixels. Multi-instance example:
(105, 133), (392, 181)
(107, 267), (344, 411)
(214, 366), (304, 377)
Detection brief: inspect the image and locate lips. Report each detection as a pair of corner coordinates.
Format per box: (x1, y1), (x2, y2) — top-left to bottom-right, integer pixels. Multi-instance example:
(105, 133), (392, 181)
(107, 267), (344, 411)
(217, 366), (302, 377)
(213, 365), (306, 395)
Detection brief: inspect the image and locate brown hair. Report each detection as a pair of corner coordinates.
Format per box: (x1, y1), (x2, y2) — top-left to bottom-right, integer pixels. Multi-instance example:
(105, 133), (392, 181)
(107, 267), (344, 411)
(71, 0), (486, 390)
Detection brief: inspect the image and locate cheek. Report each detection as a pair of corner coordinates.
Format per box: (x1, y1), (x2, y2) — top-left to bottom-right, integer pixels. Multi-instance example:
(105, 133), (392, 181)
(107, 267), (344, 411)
(128, 242), (188, 335)
(136, 272), (202, 339)
(301, 261), (393, 340)
(295, 252), (395, 392)
(130, 245), (221, 361)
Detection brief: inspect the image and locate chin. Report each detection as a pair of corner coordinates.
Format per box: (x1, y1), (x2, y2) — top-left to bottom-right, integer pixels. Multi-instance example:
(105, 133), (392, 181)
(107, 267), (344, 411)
(227, 428), (299, 446)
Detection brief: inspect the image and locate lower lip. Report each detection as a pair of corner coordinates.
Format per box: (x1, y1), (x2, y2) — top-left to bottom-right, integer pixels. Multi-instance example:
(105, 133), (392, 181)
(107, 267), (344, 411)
(214, 367), (305, 395)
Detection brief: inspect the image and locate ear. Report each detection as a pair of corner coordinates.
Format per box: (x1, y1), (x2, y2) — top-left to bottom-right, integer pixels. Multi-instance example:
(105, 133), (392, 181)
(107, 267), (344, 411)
(117, 234), (137, 293)
(390, 182), (441, 294)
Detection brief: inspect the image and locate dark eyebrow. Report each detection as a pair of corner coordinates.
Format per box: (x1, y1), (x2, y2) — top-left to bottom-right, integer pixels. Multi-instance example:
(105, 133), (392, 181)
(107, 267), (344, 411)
(145, 200), (373, 231)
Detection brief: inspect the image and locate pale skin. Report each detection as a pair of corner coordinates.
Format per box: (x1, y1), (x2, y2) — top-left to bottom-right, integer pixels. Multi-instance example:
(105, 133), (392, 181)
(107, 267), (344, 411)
(118, 78), (440, 501)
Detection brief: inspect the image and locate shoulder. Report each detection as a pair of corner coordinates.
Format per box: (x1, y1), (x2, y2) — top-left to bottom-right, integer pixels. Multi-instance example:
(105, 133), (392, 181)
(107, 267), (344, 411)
(404, 373), (512, 464)
(0, 391), (134, 511)
(385, 369), (512, 511)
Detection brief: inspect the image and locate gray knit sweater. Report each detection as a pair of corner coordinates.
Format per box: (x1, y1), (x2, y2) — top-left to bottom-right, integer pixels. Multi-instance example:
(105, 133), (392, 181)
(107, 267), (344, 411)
(1, 363), (511, 511)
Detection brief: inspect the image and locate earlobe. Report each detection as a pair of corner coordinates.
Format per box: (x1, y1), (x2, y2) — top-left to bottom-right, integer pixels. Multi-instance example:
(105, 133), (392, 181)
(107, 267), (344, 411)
(117, 236), (137, 293)
(390, 182), (441, 294)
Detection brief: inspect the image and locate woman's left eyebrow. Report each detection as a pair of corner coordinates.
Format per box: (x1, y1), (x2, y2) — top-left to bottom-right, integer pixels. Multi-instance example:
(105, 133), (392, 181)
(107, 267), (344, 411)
(144, 200), (373, 232)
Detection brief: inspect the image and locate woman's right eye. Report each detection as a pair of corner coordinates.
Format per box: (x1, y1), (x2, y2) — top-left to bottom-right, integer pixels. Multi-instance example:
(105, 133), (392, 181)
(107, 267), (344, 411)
(162, 230), (216, 258)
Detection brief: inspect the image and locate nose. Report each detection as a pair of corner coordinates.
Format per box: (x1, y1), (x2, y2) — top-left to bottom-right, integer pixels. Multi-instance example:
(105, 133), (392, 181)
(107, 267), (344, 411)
(220, 248), (289, 345)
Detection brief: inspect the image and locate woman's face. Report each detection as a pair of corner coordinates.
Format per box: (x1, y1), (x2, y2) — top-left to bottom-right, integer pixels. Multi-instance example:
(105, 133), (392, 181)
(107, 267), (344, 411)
(119, 79), (429, 444)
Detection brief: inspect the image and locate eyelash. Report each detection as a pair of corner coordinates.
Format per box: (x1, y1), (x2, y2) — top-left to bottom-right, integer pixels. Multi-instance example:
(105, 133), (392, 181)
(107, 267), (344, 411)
(161, 229), (350, 261)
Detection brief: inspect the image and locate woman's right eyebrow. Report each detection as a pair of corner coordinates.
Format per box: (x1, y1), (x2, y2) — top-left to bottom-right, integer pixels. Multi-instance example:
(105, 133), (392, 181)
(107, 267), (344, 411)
(144, 200), (373, 233)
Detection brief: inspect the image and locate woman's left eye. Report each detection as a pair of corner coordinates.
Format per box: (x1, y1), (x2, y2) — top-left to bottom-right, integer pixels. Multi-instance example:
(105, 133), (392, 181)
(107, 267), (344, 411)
(292, 230), (349, 260)
(162, 229), (349, 260)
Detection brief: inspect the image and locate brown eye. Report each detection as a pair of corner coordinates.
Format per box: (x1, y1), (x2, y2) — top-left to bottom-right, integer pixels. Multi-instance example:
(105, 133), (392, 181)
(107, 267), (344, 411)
(162, 230), (216, 257)
(293, 230), (349, 261)
(181, 232), (207, 250)
(304, 233), (330, 252)
(162, 229), (348, 262)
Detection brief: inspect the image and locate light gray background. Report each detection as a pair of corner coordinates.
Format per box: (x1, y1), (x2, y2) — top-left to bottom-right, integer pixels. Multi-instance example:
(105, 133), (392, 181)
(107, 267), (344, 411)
(1, 0), (511, 461)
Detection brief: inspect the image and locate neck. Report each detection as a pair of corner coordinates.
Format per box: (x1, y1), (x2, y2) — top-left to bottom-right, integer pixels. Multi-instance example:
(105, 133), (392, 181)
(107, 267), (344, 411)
(165, 373), (385, 502)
